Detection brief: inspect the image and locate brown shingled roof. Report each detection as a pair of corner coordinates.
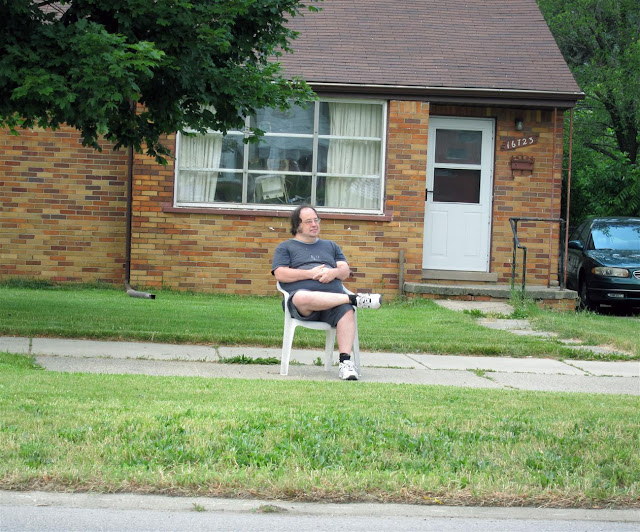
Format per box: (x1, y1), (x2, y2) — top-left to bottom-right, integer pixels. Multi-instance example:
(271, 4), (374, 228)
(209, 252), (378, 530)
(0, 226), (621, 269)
(280, 0), (582, 105)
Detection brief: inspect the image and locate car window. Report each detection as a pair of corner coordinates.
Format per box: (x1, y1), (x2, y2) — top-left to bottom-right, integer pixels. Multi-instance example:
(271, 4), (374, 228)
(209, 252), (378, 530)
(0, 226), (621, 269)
(578, 221), (592, 244)
(591, 222), (640, 251)
(569, 221), (587, 243)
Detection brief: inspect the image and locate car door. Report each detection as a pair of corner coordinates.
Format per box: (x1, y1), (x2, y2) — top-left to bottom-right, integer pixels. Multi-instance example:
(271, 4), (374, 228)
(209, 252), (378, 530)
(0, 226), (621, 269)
(566, 220), (591, 289)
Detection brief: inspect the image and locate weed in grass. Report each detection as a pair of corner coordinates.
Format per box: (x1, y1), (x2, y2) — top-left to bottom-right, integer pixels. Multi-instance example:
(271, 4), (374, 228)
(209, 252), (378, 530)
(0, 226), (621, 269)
(468, 369), (495, 380)
(508, 289), (538, 319)
(1, 278), (57, 289)
(18, 441), (55, 468)
(0, 352), (43, 372)
(0, 278), (117, 291)
(463, 309), (485, 318)
(218, 355), (279, 365)
(255, 504), (288, 514)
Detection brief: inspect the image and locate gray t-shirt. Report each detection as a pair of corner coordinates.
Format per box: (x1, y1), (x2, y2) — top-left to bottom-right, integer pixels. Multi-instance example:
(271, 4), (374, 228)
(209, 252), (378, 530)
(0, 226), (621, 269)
(271, 238), (347, 294)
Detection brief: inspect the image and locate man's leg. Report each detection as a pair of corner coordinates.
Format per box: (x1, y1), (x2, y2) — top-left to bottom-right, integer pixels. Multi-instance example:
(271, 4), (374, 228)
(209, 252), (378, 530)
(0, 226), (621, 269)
(291, 290), (351, 316)
(336, 309), (356, 355)
(336, 309), (358, 380)
(289, 290), (378, 382)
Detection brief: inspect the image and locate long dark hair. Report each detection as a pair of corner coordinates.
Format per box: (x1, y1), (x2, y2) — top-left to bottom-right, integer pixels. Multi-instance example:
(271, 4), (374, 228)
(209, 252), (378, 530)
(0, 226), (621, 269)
(290, 204), (317, 236)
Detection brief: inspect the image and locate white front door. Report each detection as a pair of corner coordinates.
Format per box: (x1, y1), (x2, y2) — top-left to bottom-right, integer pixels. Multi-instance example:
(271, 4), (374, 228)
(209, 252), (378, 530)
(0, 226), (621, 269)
(423, 117), (495, 271)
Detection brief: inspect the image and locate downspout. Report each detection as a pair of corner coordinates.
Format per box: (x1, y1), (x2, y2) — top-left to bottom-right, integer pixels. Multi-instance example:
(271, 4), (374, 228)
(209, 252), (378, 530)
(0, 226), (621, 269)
(563, 108), (574, 289)
(125, 144), (156, 299)
(549, 107), (558, 287)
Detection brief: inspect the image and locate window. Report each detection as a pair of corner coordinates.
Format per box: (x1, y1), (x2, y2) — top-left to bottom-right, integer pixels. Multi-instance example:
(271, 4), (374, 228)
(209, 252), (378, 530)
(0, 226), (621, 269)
(174, 99), (386, 213)
(591, 221), (640, 251)
(432, 129), (482, 204)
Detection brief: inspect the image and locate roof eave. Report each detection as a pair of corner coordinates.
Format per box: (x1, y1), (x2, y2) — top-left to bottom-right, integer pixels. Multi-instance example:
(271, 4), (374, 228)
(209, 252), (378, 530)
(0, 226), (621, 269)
(308, 82), (585, 109)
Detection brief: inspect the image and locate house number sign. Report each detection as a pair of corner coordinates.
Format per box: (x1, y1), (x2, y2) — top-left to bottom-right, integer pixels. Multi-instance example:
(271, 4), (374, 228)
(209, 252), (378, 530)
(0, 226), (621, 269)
(500, 135), (539, 151)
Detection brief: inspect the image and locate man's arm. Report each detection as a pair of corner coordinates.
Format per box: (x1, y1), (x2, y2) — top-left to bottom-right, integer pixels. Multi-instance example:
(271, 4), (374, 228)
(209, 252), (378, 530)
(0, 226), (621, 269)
(274, 261), (350, 284)
(273, 265), (322, 283)
(327, 261), (351, 282)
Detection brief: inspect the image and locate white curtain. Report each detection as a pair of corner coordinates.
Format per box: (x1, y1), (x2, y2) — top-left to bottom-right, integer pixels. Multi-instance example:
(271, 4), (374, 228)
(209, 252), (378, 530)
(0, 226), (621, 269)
(326, 103), (381, 209)
(177, 133), (223, 202)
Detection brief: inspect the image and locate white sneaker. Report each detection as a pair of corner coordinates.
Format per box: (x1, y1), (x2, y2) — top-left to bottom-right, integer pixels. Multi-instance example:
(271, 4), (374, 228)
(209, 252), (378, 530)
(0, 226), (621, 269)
(338, 360), (359, 380)
(355, 293), (382, 309)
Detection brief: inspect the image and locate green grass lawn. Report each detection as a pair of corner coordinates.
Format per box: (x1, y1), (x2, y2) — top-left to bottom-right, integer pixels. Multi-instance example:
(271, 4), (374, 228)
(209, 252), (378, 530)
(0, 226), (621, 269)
(1, 352), (638, 507)
(1, 283), (639, 508)
(1, 282), (638, 359)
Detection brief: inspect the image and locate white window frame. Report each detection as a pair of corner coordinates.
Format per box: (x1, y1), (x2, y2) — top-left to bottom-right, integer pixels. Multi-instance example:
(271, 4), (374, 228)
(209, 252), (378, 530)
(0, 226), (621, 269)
(173, 98), (387, 214)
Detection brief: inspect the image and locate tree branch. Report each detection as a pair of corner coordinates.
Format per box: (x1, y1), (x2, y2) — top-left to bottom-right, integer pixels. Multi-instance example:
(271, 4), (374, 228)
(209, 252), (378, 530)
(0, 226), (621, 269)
(584, 142), (624, 162)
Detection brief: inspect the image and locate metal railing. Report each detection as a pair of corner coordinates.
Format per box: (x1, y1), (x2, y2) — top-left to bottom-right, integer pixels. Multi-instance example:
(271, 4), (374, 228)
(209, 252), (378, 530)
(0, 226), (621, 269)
(510, 217), (566, 294)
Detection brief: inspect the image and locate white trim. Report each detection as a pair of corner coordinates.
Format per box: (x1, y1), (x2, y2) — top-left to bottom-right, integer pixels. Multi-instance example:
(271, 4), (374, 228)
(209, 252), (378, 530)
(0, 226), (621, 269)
(174, 98), (387, 214)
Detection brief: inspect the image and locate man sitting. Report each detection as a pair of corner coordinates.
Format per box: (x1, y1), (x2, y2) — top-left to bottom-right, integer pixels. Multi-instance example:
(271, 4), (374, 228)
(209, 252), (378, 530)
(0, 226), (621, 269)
(271, 205), (382, 380)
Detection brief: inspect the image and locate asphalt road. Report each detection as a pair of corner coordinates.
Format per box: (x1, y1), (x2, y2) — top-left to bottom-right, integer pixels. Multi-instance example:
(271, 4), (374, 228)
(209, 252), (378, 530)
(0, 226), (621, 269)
(2, 491), (639, 532)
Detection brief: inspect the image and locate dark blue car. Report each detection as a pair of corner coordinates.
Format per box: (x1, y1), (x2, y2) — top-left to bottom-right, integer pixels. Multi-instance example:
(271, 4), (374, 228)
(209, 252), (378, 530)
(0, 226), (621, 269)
(566, 217), (640, 311)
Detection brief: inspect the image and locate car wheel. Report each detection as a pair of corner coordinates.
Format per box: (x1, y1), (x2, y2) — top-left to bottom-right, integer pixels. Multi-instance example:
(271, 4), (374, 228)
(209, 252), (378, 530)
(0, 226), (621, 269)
(578, 277), (597, 311)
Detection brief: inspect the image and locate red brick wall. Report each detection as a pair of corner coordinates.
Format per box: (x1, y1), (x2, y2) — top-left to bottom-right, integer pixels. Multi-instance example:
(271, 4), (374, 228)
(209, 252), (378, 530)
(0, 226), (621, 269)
(0, 127), (128, 284)
(495, 108), (564, 286)
(126, 101), (430, 295)
(1, 102), (565, 294)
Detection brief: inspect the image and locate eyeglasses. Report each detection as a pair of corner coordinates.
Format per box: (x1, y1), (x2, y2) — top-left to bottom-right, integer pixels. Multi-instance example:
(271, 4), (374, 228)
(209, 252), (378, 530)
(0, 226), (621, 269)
(302, 218), (321, 225)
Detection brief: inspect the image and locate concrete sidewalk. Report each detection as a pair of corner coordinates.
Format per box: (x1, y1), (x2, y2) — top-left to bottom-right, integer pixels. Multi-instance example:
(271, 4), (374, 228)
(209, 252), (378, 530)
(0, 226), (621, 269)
(2, 336), (638, 395)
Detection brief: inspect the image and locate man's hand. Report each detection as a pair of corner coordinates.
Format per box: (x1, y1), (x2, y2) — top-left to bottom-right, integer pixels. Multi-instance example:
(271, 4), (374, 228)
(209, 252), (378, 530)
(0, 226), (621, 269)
(311, 264), (336, 283)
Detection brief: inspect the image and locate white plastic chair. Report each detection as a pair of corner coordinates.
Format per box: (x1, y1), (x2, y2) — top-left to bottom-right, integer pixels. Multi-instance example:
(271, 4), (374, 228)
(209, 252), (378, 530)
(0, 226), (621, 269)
(277, 282), (360, 376)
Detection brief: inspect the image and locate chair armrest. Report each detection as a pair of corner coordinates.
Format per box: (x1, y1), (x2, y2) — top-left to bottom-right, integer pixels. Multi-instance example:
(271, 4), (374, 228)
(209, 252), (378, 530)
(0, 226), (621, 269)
(276, 281), (289, 299)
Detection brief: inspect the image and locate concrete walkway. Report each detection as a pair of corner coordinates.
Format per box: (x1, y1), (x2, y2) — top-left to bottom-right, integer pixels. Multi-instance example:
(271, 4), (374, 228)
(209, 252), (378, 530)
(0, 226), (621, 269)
(2, 335), (638, 395)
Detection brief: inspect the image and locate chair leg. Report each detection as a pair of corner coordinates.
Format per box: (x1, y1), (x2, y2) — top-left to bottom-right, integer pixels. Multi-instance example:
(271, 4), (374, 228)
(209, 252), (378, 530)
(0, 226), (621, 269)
(324, 328), (337, 372)
(352, 337), (361, 375)
(353, 314), (361, 375)
(280, 321), (297, 376)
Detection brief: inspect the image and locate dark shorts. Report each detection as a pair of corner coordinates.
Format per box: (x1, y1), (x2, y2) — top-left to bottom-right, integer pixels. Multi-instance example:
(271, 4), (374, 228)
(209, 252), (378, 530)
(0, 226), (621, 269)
(287, 290), (353, 327)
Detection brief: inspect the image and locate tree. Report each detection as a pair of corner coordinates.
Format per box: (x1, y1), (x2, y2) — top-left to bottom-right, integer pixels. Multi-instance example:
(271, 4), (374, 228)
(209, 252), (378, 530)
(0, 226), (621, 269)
(537, 0), (640, 219)
(0, 0), (318, 163)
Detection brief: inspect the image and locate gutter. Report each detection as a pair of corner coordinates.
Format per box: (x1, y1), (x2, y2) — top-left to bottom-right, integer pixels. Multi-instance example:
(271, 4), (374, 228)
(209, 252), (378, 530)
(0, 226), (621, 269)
(124, 145), (156, 299)
(309, 82), (585, 108)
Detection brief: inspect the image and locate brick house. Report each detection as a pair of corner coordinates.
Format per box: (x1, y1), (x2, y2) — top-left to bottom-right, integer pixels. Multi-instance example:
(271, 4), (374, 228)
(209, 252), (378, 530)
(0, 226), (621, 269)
(0, 0), (583, 307)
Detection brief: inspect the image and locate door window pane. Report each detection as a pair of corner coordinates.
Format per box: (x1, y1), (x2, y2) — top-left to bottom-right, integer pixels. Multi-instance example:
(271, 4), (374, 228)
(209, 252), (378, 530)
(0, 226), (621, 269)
(435, 130), (482, 164)
(433, 168), (480, 203)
